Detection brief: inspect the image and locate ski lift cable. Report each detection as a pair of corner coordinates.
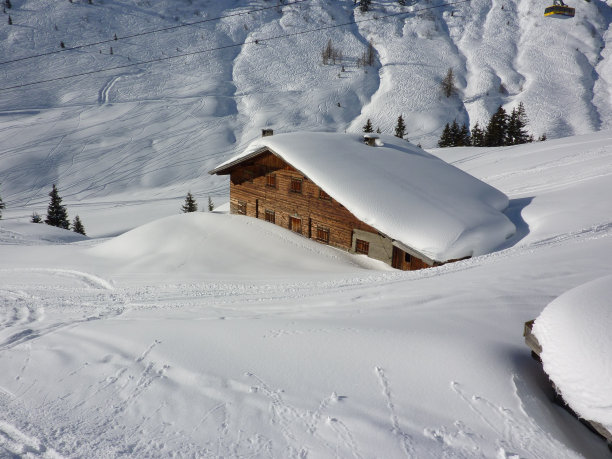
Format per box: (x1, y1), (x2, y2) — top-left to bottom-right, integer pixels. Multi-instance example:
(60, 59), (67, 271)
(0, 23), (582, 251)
(0, 0), (314, 66)
(0, 0), (470, 92)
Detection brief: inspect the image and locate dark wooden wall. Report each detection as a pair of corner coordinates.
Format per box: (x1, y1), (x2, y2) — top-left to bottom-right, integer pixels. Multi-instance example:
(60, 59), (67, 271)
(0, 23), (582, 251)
(226, 150), (430, 270)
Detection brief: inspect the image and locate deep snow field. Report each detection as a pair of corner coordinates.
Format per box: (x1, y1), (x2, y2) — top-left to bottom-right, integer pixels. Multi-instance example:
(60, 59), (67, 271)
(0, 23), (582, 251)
(1, 131), (612, 458)
(1, 0), (612, 457)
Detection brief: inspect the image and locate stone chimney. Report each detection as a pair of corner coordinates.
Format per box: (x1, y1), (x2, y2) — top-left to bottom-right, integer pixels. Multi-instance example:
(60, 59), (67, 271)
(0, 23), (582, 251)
(363, 133), (379, 146)
(262, 128), (274, 137)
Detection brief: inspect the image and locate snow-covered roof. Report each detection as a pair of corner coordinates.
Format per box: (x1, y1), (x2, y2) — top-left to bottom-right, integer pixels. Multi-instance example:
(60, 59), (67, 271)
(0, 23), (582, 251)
(210, 132), (515, 262)
(533, 276), (612, 434)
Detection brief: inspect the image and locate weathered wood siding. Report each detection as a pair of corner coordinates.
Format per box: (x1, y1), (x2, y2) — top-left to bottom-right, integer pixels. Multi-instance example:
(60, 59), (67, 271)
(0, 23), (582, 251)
(226, 150), (430, 270)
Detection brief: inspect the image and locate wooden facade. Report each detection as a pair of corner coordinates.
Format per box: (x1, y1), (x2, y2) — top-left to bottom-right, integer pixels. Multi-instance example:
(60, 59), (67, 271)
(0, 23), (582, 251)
(217, 148), (434, 270)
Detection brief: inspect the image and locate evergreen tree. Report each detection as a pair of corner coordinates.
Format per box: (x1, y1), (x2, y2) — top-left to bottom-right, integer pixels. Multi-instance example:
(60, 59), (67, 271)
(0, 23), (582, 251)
(208, 196), (215, 212)
(45, 184), (70, 229)
(181, 192), (198, 213)
(484, 106), (508, 147)
(538, 133), (547, 142)
(72, 215), (86, 235)
(458, 122), (471, 146)
(362, 118), (374, 133)
(438, 123), (452, 147)
(394, 114), (406, 139)
(31, 212), (43, 223)
(0, 186), (4, 220)
(471, 122), (485, 146)
(441, 68), (457, 98)
(507, 102), (530, 145)
(5, 0), (12, 9)
(360, 0), (372, 12)
(449, 120), (460, 145)
(376, 127), (382, 134)
(8, 15), (12, 25)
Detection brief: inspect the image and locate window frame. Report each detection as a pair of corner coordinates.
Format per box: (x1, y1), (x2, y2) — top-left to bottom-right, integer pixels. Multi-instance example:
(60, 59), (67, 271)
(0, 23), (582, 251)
(266, 173), (277, 188)
(319, 188), (331, 200)
(290, 177), (303, 194)
(316, 226), (330, 244)
(355, 239), (369, 255)
(265, 209), (275, 223)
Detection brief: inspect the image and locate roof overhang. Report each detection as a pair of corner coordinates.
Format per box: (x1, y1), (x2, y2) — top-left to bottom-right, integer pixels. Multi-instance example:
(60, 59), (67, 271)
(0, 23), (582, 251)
(208, 146), (272, 175)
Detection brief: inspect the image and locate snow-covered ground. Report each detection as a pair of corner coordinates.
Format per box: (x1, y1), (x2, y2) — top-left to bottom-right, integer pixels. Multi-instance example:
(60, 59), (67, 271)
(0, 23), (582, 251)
(1, 0), (612, 457)
(1, 130), (612, 457)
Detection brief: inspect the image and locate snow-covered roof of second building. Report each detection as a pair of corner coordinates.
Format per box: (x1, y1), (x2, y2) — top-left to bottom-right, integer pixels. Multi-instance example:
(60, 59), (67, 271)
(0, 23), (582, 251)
(211, 132), (515, 262)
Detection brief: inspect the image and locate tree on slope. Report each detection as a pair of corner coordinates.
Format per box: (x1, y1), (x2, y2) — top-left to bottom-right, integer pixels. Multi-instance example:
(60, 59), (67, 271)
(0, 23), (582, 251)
(484, 106), (508, 147)
(72, 215), (86, 235)
(507, 102), (530, 145)
(0, 186), (5, 220)
(182, 192), (198, 213)
(471, 122), (485, 147)
(45, 184), (70, 229)
(360, 0), (372, 12)
(394, 115), (406, 139)
(362, 118), (374, 133)
(438, 123), (452, 147)
(441, 68), (457, 98)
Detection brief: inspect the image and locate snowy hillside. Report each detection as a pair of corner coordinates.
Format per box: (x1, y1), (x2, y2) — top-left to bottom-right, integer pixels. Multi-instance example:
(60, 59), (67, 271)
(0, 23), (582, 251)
(1, 129), (612, 457)
(1, 0), (612, 457)
(0, 0), (611, 218)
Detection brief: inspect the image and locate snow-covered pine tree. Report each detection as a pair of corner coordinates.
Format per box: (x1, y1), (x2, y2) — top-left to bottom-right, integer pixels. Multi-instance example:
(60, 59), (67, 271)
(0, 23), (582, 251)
(438, 123), (452, 147)
(362, 118), (374, 133)
(484, 106), (508, 147)
(449, 120), (460, 145)
(182, 192), (198, 213)
(45, 184), (70, 229)
(471, 122), (485, 146)
(507, 102), (530, 145)
(72, 215), (86, 235)
(394, 115), (406, 139)
(31, 212), (43, 223)
(208, 196), (214, 212)
(360, 0), (372, 12)
(458, 123), (471, 146)
(0, 185), (5, 219)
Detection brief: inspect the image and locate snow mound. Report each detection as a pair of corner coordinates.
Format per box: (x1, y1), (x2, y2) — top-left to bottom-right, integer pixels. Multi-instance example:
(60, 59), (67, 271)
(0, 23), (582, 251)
(88, 212), (388, 277)
(533, 275), (612, 432)
(213, 132), (516, 262)
(0, 221), (88, 245)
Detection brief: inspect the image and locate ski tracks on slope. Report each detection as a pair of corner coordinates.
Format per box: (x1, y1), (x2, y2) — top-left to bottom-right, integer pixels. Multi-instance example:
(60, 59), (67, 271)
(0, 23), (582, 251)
(0, 269), (123, 352)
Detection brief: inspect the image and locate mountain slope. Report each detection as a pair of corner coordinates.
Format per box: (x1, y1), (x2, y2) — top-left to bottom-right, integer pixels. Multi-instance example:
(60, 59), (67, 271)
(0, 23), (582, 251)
(0, 0), (611, 220)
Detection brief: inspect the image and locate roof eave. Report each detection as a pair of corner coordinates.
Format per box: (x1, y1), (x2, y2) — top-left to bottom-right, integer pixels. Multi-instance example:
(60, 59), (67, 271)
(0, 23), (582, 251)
(208, 146), (272, 175)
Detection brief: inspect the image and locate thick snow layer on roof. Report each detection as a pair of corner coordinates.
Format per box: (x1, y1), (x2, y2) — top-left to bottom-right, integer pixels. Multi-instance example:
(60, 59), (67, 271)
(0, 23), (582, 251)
(213, 132), (515, 262)
(533, 276), (612, 433)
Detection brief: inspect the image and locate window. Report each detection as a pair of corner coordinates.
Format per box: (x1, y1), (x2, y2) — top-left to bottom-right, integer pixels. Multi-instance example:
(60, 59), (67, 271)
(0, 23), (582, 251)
(355, 239), (369, 255)
(290, 177), (302, 194)
(405, 253), (411, 263)
(319, 189), (331, 200)
(316, 227), (330, 244)
(265, 210), (275, 223)
(236, 200), (247, 215)
(266, 173), (276, 188)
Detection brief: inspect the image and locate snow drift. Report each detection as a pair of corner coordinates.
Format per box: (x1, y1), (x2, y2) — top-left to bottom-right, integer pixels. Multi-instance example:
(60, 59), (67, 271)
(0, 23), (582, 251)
(533, 275), (612, 434)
